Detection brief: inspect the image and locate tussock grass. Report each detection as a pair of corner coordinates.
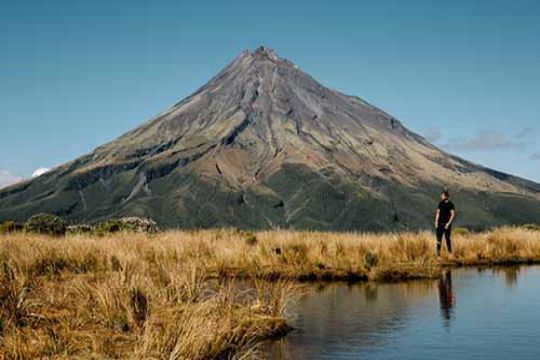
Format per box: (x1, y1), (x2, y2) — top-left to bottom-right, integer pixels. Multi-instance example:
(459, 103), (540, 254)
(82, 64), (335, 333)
(1, 226), (539, 358)
(0, 233), (302, 359)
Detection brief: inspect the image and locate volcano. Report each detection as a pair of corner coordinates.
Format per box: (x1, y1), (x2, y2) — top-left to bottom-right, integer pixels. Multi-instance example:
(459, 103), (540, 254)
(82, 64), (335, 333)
(1, 47), (539, 230)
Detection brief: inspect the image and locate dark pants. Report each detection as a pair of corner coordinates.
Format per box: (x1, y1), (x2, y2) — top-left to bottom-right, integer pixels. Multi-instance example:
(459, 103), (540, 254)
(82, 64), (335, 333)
(436, 224), (452, 255)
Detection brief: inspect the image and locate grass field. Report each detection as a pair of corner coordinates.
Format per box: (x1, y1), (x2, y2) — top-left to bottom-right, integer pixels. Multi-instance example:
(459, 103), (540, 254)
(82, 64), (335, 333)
(1, 226), (539, 359)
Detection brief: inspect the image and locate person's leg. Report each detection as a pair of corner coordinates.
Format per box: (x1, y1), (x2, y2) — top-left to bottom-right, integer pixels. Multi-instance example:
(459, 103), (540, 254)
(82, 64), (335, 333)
(444, 226), (452, 254)
(436, 225), (444, 256)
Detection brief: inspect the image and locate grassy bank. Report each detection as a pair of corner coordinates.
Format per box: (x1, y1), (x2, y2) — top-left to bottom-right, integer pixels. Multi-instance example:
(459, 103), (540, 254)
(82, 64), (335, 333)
(1, 226), (539, 358)
(0, 233), (301, 359)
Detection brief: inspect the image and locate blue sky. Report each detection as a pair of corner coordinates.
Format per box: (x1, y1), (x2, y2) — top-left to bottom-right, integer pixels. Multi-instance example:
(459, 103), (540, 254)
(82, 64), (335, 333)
(1, 0), (539, 187)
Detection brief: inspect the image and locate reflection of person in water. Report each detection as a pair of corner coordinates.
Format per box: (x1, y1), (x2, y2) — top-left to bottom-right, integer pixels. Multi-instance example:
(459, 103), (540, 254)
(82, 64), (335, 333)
(437, 270), (455, 326)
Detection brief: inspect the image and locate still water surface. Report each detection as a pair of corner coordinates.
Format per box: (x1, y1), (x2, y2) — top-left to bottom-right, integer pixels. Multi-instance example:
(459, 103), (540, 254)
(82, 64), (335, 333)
(266, 266), (540, 359)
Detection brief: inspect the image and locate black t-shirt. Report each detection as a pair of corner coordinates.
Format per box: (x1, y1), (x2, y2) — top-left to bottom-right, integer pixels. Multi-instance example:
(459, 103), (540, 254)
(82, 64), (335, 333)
(437, 200), (455, 224)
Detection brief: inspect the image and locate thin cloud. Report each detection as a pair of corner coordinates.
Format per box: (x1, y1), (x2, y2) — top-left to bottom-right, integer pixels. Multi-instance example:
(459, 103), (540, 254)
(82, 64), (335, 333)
(424, 127), (442, 143)
(442, 129), (527, 151)
(532, 153), (540, 161)
(513, 127), (534, 139)
(0, 169), (24, 189)
(0, 166), (51, 189)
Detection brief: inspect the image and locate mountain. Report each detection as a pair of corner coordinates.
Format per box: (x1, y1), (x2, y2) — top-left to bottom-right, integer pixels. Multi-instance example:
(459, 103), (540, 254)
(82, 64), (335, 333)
(1, 46), (539, 231)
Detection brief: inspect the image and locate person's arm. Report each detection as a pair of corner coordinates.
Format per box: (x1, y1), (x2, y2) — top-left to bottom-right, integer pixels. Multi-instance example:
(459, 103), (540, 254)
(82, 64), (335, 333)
(435, 208), (440, 228)
(446, 209), (457, 229)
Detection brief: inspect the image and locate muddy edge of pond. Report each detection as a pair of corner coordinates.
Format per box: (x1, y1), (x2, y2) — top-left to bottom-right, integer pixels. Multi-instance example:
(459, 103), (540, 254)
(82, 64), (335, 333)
(215, 257), (540, 285)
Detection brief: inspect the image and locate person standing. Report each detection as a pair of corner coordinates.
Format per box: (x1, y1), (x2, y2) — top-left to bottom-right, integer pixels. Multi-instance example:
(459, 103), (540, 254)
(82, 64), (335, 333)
(435, 190), (456, 256)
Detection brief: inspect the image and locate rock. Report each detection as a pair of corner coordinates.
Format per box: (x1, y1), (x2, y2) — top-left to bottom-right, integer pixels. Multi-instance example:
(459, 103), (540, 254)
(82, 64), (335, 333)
(66, 224), (93, 235)
(118, 217), (160, 234)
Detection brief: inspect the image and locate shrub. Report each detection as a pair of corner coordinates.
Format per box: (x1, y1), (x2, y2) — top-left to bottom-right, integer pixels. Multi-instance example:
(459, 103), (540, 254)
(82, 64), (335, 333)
(364, 251), (379, 269)
(244, 231), (258, 246)
(94, 219), (129, 235)
(453, 226), (471, 236)
(109, 312), (130, 332)
(523, 223), (540, 231)
(66, 224), (93, 235)
(94, 217), (159, 235)
(24, 214), (67, 236)
(110, 255), (123, 272)
(129, 287), (149, 327)
(0, 221), (23, 234)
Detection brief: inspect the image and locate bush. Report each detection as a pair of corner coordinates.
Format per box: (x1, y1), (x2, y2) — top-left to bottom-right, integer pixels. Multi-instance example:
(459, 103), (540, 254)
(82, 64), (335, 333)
(93, 217), (159, 235)
(363, 251), (378, 269)
(523, 223), (540, 231)
(24, 214), (67, 236)
(244, 231), (258, 246)
(453, 227), (471, 236)
(0, 221), (23, 234)
(94, 219), (130, 235)
(129, 288), (149, 327)
(66, 224), (93, 235)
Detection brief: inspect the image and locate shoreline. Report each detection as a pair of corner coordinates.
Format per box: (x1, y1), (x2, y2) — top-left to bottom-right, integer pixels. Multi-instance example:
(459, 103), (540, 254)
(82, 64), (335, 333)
(1, 226), (539, 358)
(216, 257), (540, 283)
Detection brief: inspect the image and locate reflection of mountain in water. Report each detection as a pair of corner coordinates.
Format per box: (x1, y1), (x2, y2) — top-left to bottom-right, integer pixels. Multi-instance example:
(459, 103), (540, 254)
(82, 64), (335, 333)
(267, 281), (435, 359)
(267, 266), (540, 360)
(493, 266), (520, 288)
(478, 266), (521, 288)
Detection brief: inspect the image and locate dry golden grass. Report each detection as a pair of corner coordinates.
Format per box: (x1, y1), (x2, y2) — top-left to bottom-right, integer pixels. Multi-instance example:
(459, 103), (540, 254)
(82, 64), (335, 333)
(0, 232), (301, 359)
(1, 226), (539, 359)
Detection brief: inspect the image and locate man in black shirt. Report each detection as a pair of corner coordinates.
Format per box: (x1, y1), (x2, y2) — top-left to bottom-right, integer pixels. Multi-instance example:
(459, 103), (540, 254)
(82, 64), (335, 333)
(435, 190), (456, 256)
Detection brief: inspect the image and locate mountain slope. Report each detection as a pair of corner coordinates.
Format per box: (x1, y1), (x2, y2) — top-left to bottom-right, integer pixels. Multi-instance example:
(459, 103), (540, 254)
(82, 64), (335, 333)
(1, 47), (539, 230)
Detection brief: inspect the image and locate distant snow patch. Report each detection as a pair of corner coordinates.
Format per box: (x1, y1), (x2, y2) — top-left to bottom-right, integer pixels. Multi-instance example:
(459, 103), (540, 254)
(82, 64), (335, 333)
(32, 167), (51, 177)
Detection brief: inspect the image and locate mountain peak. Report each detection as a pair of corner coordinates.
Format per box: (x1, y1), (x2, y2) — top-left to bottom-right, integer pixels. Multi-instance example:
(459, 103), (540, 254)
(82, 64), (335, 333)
(252, 46), (278, 59)
(236, 46), (281, 63)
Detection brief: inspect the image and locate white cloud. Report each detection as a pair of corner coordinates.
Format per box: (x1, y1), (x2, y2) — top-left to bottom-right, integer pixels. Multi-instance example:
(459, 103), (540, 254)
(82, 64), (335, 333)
(0, 166), (52, 189)
(0, 169), (24, 189)
(513, 127), (533, 139)
(424, 127), (442, 143)
(442, 129), (527, 151)
(32, 167), (51, 177)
